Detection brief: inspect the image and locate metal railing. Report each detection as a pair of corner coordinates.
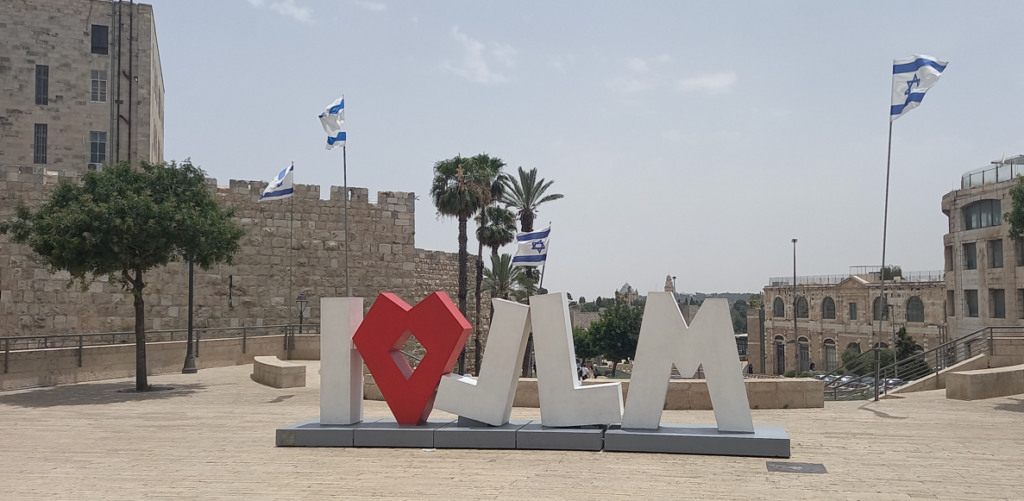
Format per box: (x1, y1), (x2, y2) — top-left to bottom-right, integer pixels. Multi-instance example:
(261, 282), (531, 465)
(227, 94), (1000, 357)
(961, 158), (1024, 189)
(821, 326), (1024, 401)
(1, 324), (321, 374)
(768, 269), (944, 287)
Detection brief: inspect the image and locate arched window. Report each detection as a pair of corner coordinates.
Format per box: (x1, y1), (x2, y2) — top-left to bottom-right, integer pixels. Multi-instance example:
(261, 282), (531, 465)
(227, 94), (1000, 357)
(963, 199), (1001, 230)
(846, 342), (861, 355)
(873, 342), (889, 349)
(796, 297), (809, 318)
(906, 296), (924, 322)
(773, 297), (785, 318)
(824, 339), (837, 372)
(821, 297), (836, 319)
(873, 296), (889, 321)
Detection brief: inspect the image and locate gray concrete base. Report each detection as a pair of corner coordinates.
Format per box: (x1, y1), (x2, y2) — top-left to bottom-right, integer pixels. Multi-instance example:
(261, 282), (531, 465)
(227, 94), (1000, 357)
(514, 423), (607, 451)
(276, 418), (790, 457)
(276, 418), (382, 447)
(434, 420), (533, 449)
(353, 419), (455, 448)
(604, 424), (790, 458)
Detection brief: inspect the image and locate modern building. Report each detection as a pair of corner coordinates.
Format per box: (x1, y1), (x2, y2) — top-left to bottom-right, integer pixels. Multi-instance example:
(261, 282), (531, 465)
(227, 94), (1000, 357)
(942, 155), (1024, 337)
(0, 0), (164, 172)
(750, 266), (946, 375)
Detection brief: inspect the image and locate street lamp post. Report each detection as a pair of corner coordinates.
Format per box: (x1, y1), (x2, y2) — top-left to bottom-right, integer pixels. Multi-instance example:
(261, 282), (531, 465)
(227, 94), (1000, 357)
(792, 238), (798, 373)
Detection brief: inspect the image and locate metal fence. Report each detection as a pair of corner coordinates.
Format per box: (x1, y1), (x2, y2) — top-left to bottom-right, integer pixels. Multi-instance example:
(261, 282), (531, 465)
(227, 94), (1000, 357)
(1, 324), (320, 374)
(962, 160), (1024, 189)
(768, 269), (944, 287)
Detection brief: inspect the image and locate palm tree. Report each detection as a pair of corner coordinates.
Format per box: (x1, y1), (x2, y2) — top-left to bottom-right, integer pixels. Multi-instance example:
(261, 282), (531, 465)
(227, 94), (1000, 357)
(467, 154), (506, 376)
(477, 206), (517, 257)
(501, 166), (564, 377)
(429, 155), (493, 319)
(483, 253), (525, 302)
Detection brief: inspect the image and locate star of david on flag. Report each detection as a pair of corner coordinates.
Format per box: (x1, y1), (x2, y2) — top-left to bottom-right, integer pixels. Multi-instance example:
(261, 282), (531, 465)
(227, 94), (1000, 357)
(319, 96), (346, 149)
(890, 55), (947, 121)
(512, 226), (550, 267)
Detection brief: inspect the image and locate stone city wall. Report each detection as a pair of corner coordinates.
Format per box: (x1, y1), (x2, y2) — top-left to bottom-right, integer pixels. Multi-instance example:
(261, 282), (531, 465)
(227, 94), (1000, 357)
(0, 166), (485, 366)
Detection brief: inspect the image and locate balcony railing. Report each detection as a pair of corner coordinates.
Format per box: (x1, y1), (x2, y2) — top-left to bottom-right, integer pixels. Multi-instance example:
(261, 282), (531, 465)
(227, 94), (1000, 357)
(961, 157), (1024, 189)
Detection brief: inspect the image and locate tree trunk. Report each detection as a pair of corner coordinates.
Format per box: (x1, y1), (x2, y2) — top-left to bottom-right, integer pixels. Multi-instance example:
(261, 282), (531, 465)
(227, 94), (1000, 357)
(612, 360), (618, 378)
(521, 333), (534, 378)
(457, 214), (468, 373)
(133, 270), (148, 391)
(473, 238), (484, 376)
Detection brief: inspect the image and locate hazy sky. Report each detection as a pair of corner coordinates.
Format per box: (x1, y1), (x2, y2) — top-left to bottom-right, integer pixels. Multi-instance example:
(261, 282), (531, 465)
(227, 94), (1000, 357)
(153, 1), (1024, 301)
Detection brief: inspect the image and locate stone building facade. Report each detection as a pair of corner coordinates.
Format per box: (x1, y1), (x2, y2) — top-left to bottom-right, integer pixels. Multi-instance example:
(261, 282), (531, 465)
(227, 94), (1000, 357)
(1, 0), (164, 170)
(750, 268), (946, 375)
(942, 157), (1024, 337)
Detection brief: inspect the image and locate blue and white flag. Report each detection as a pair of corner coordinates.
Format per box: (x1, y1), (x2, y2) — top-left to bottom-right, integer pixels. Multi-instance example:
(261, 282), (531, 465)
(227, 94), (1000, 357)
(512, 226), (550, 267)
(259, 164), (294, 202)
(890, 55), (947, 121)
(319, 95), (346, 150)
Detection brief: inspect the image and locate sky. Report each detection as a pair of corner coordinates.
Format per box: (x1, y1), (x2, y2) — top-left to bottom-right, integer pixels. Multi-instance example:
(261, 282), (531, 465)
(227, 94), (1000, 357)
(152, 0), (1024, 302)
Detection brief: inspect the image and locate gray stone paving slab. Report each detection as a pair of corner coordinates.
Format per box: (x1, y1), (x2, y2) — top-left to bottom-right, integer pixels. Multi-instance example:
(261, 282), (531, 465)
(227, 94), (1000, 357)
(352, 418), (454, 448)
(434, 419), (532, 449)
(515, 423), (606, 451)
(604, 423), (790, 458)
(277, 418), (382, 447)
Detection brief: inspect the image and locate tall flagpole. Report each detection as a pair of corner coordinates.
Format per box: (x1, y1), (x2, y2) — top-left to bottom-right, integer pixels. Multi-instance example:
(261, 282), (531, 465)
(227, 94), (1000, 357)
(344, 145), (350, 297)
(875, 120), (894, 401)
(289, 161), (295, 326)
(538, 221), (551, 291)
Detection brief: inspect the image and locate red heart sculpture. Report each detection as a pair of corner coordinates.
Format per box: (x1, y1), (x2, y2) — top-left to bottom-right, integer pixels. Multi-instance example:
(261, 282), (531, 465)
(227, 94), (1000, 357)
(353, 292), (472, 425)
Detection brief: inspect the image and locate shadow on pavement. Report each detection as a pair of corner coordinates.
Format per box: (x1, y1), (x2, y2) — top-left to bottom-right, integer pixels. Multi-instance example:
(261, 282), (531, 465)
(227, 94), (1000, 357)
(857, 402), (909, 420)
(994, 397), (1024, 413)
(0, 382), (205, 408)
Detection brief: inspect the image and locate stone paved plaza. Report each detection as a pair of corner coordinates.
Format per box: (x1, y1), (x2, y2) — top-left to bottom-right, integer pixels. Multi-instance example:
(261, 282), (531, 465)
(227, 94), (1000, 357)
(1, 361), (1022, 500)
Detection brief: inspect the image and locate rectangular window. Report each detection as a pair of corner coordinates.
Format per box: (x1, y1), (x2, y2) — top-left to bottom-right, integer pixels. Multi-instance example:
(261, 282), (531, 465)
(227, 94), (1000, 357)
(966, 289), (979, 318)
(33, 124), (47, 164)
(1018, 290), (1024, 320)
(1017, 239), (1024, 267)
(91, 25), (109, 55)
(944, 245), (953, 271)
(947, 290), (955, 317)
(964, 242), (977, 270)
(848, 302), (857, 320)
(90, 70), (107, 102)
(991, 239), (1003, 268)
(35, 65), (48, 105)
(992, 289), (1006, 318)
(89, 131), (107, 164)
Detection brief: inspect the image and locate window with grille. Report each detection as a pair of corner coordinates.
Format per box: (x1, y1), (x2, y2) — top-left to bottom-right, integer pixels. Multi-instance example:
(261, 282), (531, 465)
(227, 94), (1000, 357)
(35, 65), (48, 105)
(91, 70), (107, 102)
(796, 297), (808, 318)
(824, 340), (837, 372)
(33, 124), (47, 164)
(906, 296), (924, 322)
(773, 297), (785, 318)
(849, 302), (857, 320)
(821, 297), (836, 319)
(89, 131), (107, 164)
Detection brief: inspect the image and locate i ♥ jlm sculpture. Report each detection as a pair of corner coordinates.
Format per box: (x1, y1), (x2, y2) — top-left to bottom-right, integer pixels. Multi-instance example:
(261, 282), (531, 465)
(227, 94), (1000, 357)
(277, 291), (790, 457)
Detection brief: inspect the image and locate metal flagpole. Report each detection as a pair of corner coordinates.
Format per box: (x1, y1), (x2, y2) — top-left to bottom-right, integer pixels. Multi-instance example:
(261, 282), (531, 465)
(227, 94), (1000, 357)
(344, 145), (350, 297)
(290, 162), (295, 327)
(537, 222), (551, 291)
(875, 121), (894, 401)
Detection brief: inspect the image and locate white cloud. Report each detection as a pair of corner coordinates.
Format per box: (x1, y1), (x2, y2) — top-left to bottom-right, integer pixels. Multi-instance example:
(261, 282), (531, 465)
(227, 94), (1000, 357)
(246, 0), (313, 24)
(675, 72), (736, 95)
(607, 56), (671, 94)
(626, 58), (648, 73)
(354, 0), (386, 11)
(547, 54), (575, 70)
(441, 26), (514, 84)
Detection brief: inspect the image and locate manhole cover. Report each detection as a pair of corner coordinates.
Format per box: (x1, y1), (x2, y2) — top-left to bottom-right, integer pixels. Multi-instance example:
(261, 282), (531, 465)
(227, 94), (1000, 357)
(766, 462), (827, 474)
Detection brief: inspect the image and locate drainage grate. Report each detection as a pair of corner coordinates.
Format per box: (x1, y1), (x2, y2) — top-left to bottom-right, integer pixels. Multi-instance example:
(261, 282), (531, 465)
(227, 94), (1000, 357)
(766, 462), (827, 474)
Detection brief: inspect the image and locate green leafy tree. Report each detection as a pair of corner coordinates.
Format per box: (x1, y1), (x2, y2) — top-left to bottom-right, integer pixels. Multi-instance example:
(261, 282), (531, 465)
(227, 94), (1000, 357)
(748, 294), (763, 310)
(501, 166), (564, 377)
(731, 299), (749, 334)
(588, 300), (644, 376)
(0, 161), (245, 391)
(482, 253), (524, 303)
(573, 326), (599, 362)
(1005, 175), (1024, 239)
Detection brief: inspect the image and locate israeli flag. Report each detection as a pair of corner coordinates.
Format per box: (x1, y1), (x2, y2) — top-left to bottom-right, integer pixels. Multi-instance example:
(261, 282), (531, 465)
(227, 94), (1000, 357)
(259, 164), (294, 202)
(890, 55), (947, 121)
(512, 226), (550, 267)
(319, 95), (346, 150)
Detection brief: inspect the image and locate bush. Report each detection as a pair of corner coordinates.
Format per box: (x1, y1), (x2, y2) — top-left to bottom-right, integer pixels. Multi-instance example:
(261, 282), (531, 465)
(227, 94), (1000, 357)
(798, 371), (814, 378)
(783, 370), (797, 377)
